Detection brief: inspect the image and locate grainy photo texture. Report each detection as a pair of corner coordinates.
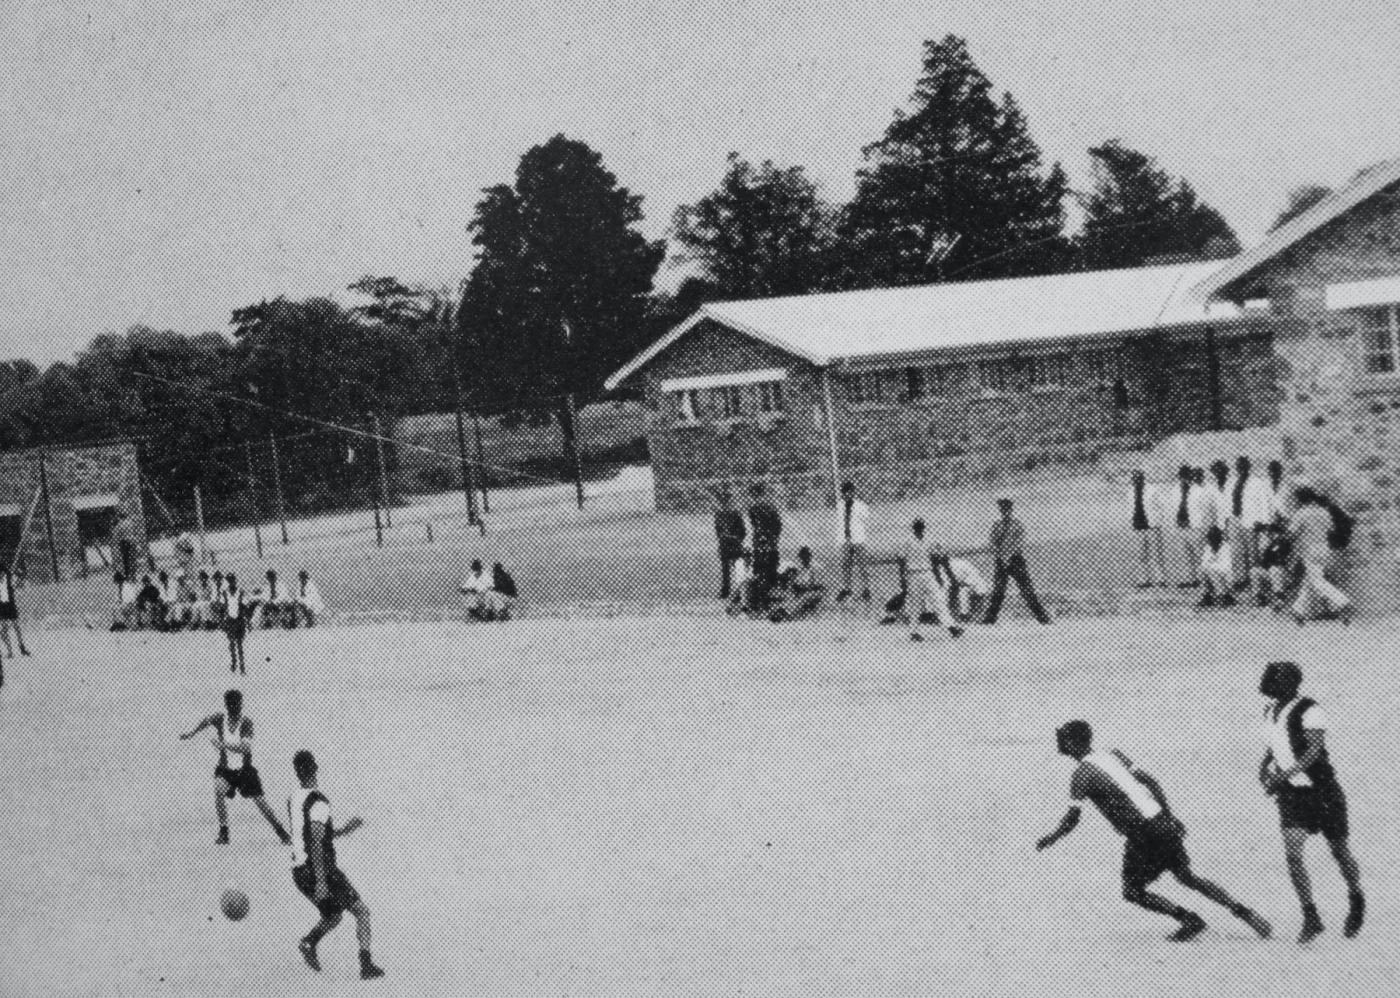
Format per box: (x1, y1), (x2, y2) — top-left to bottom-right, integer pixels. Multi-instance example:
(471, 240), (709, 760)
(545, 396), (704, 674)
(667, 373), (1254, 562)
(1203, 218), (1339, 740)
(2, 2), (1399, 995)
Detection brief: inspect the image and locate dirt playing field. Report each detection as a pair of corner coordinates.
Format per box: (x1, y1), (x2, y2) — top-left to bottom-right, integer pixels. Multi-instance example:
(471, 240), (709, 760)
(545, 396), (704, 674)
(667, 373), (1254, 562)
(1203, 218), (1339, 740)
(1, 612), (1396, 997)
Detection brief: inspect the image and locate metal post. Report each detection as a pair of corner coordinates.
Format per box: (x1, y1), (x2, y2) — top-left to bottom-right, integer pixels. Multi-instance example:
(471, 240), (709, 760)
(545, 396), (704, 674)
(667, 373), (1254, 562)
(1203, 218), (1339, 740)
(37, 451), (60, 583)
(566, 393), (585, 511)
(371, 480), (384, 548)
(820, 369), (843, 504)
(472, 410), (491, 514)
(193, 485), (210, 564)
(268, 434), (289, 544)
(372, 413), (392, 527)
(454, 409), (478, 524)
(244, 442), (263, 560)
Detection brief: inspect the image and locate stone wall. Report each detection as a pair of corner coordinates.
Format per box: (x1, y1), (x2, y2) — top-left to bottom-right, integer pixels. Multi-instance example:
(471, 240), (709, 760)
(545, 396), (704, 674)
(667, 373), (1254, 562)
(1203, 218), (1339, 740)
(635, 316), (1279, 513)
(0, 442), (146, 582)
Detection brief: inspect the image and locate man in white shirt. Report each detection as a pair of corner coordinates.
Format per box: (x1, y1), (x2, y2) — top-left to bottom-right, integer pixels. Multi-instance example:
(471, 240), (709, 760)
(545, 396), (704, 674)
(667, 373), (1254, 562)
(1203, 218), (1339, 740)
(1129, 470), (1169, 588)
(1198, 527), (1235, 608)
(459, 559), (490, 621)
(834, 481), (872, 604)
(1258, 662), (1364, 943)
(1233, 456), (1274, 588)
(1287, 486), (1354, 625)
(900, 519), (963, 642)
(294, 570), (325, 627)
(946, 556), (988, 622)
(1180, 467), (1212, 588)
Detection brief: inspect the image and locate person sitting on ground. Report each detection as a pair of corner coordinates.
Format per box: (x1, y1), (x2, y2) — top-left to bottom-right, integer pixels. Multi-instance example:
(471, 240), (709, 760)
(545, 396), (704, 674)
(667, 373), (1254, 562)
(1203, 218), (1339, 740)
(726, 549), (756, 618)
(459, 559), (490, 620)
(945, 553), (989, 622)
(135, 573), (166, 630)
(110, 571), (140, 631)
(479, 563), (518, 622)
(254, 569), (295, 629)
(769, 546), (826, 623)
(293, 570), (325, 628)
(1252, 517), (1297, 609)
(165, 570), (197, 631)
(1198, 527), (1236, 609)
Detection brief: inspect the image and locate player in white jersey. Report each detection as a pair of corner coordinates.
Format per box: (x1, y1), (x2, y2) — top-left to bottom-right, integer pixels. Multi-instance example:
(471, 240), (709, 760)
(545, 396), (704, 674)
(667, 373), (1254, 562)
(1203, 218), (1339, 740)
(900, 519), (963, 642)
(1037, 720), (1271, 941)
(178, 689), (289, 845)
(1257, 662), (1365, 943)
(288, 750), (385, 980)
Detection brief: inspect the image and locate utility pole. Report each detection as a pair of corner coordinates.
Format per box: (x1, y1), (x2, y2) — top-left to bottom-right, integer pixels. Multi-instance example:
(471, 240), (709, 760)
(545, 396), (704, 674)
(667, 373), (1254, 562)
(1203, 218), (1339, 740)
(193, 485), (210, 564)
(372, 413), (392, 527)
(268, 434), (289, 544)
(37, 450), (60, 583)
(244, 442), (263, 560)
(454, 409), (478, 524)
(560, 316), (584, 511)
(472, 410), (490, 514)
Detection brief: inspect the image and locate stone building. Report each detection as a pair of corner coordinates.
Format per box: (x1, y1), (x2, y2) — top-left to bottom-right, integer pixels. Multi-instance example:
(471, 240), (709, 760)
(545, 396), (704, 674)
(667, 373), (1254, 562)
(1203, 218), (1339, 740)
(1188, 158), (1400, 608)
(608, 262), (1277, 511)
(0, 441), (146, 582)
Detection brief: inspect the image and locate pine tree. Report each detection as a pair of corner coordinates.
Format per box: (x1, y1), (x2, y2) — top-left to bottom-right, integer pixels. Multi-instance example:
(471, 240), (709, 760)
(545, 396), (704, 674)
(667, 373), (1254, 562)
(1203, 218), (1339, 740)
(839, 35), (1069, 288)
(1076, 140), (1240, 269)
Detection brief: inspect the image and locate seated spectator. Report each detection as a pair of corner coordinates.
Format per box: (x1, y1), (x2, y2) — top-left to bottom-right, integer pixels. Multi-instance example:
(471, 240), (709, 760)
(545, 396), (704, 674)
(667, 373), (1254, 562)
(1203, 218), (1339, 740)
(945, 555), (989, 622)
(476, 562), (517, 622)
(725, 549), (756, 617)
(459, 559), (490, 620)
(110, 571), (140, 631)
(293, 569), (325, 627)
(189, 569), (219, 629)
(1198, 526), (1236, 609)
(252, 569), (295, 629)
(768, 546), (826, 623)
(1251, 517), (1296, 608)
(164, 570), (196, 631)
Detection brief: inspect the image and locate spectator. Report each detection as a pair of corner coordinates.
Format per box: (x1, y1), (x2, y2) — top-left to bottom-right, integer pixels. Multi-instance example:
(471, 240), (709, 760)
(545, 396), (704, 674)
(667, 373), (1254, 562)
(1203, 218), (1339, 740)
(110, 571), (139, 631)
(769, 546), (826, 623)
(112, 513), (137, 580)
(1130, 470), (1169, 588)
(1173, 465), (1201, 588)
(136, 574), (165, 630)
(257, 569), (296, 629)
(945, 554), (989, 623)
(901, 519), (963, 641)
(712, 488), (746, 600)
(834, 481), (872, 604)
(212, 570), (228, 598)
(190, 570), (219, 629)
(1287, 486), (1354, 626)
(982, 498), (1051, 625)
(1198, 526), (1236, 608)
(1182, 467), (1212, 588)
(1234, 456), (1274, 589)
(1252, 517), (1296, 609)
(482, 563), (518, 622)
(459, 559), (490, 620)
(1205, 459), (1233, 541)
(0, 565), (31, 658)
(747, 483), (783, 611)
(293, 570), (325, 627)
(165, 570), (196, 631)
(725, 549), (756, 618)
(1265, 459), (1288, 521)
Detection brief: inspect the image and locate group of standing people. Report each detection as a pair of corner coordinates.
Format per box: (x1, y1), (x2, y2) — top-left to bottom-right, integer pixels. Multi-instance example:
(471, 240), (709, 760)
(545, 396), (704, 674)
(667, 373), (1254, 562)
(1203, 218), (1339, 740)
(1130, 457), (1355, 623)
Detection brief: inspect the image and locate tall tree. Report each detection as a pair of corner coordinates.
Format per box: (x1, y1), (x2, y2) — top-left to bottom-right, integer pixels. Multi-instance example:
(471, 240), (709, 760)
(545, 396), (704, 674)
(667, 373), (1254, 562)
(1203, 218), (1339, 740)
(1076, 140), (1240, 269)
(840, 35), (1070, 288)
(458, 134), (665, 463)
(671, 153), (838, 301)
(1268, 184), (1333, 232)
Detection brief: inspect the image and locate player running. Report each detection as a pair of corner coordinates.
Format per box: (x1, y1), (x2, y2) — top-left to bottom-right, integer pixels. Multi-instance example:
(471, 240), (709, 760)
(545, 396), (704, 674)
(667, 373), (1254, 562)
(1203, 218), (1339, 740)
(178, 689), (290, 845)
(1257, 661), (1365, 943)
(288, 749), (385, 980)
(1036, 720), (1272, 941)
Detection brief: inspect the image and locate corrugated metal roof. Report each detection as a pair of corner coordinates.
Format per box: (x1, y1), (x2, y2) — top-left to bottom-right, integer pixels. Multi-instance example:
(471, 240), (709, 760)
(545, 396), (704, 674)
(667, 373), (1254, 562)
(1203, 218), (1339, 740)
(607, 261), (1231, 389)
(1186, 158), (1400, 305)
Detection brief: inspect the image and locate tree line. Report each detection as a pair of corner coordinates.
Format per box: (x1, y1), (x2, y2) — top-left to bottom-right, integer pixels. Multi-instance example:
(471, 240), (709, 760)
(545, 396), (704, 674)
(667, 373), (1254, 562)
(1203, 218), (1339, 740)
(0, 35), (1336, 530)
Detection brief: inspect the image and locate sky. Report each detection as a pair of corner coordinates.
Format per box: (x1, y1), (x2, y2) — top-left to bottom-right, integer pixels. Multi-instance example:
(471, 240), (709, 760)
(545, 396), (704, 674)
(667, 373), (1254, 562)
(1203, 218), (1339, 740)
(2, 0), (1398, 364)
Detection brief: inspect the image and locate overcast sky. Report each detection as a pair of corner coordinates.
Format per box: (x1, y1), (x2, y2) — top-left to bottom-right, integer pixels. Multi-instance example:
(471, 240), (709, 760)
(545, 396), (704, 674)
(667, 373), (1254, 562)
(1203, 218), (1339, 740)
(2, 0), (1398, 363)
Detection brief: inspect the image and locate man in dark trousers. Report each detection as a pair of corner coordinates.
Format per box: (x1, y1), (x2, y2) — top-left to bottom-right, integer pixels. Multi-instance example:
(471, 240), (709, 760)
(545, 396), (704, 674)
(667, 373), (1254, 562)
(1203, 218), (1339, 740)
(713, 488), (747, 600)
(1258, 661), (1365, 943)
(982, 497), (1051, 625)
(747, 482), (783, 611)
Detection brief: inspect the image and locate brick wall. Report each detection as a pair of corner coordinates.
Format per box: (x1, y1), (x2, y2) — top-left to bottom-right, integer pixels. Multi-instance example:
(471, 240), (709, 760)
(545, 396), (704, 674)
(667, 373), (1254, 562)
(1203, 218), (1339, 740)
(635, 316), (1278, 513)
(0, 442), (145, 582)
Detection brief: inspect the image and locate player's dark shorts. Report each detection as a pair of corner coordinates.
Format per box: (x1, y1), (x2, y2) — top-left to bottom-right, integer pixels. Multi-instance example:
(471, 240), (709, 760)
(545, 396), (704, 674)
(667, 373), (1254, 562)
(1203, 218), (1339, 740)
(1276, 781), (1349, 839)
(1121, 814), (1190, 888)
(293, 863), (361, 917)
(214, 764), (265, 798)
(0, 601), (17, 621)
(222, 616), (246, 640)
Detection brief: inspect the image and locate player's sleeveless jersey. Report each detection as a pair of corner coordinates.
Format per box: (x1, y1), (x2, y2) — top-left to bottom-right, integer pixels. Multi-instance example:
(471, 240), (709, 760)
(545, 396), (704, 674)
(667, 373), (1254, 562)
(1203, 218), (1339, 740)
(1070, 750), (1162, 838)
(218, 714), (252, 771)
(1265, 697), (1336, 789)
(289, 787), (336, 868)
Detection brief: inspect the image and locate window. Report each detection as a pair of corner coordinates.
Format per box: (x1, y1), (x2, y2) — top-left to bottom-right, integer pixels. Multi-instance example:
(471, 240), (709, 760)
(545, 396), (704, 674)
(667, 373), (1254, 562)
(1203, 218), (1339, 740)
(976, 358), (1018, 396)
(1083, 350), (1116, 386)
(673, 389), (700, 424)
(1358, 305), (1400, 374)
(757, 380), (785, 414)
(1027, 354), (1070, 390)
(715, 384), (744, 419)
(907, 364), (953, 400)
(846, 371), (886, 405)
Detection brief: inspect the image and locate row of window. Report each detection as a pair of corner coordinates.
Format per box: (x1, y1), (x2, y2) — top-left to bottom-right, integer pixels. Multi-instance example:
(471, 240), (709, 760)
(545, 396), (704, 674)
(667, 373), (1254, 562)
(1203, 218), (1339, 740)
(672, 381), (785, 424)
(1359, 304), (1400, 374)
(846, 351), (1120, 404)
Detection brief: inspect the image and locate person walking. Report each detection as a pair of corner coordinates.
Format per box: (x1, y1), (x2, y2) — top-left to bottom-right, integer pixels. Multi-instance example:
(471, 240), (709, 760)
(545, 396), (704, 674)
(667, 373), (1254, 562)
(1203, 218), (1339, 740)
(1287, 486), (1354, 625)
(713, 489), (747, 600)
(981, 498), (1050, 625)
(834, 481), (872, 604)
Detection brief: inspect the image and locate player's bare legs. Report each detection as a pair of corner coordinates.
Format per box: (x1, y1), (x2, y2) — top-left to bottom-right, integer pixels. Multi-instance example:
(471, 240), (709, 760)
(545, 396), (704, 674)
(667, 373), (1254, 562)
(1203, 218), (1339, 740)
(1327, 836), (1365, 937)
(1122, 882), (1204, 939)
(213, 776), (232, 843)
(1171, 868), (1272, 937)
(251, 795), (291, 841)
(1281, 828), (1323, 941)
(299, 912), (342, 971)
